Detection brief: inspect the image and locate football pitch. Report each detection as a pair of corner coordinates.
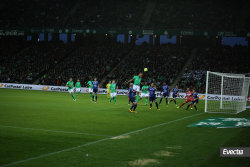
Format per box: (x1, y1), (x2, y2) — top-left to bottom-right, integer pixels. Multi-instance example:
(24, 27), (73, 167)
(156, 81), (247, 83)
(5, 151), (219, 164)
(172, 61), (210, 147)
(0, 89), (250, 167)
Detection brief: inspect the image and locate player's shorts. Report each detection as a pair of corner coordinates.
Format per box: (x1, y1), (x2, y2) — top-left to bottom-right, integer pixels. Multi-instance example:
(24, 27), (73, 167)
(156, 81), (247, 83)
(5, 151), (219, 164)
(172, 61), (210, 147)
(110, 92), (117, 98)
(93, 88), (98, 94)
(185, 98), (193, 103)
(129, 96), (136, 104)
(172, 94), (177, 98)
(89, 88), (93, 93)
(149, 96), (157, 103)
(68, 89), (74, 94)
(161, 92), (169, 98)
(76, 88), (81, 92)
(191, 99), (199, 105)
(140, 93), (149, 98)
(107, 89), (110, 93)
(133, 85), (140, 92)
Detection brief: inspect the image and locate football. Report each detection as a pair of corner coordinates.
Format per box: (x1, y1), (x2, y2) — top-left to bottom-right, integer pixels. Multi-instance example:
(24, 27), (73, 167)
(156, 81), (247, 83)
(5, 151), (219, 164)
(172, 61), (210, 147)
(144, 68), (148, 72)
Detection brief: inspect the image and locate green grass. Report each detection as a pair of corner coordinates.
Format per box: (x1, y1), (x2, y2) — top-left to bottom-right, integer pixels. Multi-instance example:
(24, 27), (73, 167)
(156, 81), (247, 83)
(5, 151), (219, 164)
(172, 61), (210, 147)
(0, 89), (250, 167)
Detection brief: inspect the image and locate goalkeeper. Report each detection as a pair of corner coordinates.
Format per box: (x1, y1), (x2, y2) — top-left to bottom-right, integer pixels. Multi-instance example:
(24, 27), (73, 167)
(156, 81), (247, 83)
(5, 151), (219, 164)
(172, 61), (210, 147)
(177, 87), (193, 109)
(106, 81), (111, 98)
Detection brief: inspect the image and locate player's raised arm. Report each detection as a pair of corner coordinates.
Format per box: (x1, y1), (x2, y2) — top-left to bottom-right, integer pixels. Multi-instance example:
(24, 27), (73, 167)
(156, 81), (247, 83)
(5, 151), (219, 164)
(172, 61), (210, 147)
(126, 78), (134, 83)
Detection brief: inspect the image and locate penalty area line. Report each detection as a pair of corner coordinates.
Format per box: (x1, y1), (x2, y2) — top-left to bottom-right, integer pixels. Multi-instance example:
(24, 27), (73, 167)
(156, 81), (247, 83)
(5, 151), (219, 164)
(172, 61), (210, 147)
(0, 125), (112, 137)
(0, 112), (203, 167)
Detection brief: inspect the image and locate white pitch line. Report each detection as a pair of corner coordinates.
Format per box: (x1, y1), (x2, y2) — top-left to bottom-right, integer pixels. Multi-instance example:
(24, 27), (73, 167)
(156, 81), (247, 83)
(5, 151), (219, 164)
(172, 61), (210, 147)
(0, 125), (112, 137)
(0, 112), (204, 167)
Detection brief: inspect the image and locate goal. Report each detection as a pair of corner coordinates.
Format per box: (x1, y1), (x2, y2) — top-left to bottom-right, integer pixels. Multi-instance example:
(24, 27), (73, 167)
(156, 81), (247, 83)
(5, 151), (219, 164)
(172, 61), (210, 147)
(205, 71), (250, 114)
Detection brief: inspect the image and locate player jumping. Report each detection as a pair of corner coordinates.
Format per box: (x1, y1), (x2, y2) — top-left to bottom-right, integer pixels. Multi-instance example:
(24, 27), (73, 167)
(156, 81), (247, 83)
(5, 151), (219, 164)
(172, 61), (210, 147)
(92, 78), (99, 103)
(159, 82), (170, 107)
(149, 83), (160, 110)
(177, 87), (193, 109)
(127, 83), (138, 113)
(169, 85), (179, 106)
(66, 77), (76, 101)
(126, 72), (143, 102)
(186, 88), (199, 111)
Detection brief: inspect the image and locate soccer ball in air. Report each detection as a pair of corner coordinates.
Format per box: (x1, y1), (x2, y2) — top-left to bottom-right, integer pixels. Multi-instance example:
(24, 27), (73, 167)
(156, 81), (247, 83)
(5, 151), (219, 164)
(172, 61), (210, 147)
(144, 68), (148, 72)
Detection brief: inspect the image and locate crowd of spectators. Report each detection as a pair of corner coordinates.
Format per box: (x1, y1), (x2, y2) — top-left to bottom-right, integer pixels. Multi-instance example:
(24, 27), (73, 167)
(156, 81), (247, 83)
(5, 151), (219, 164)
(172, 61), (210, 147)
(0, 41), (31, 66)
(63, 0), (146, 28)
(147, 0), (242, 30)
(103, 43), (191, 89)
(177, 45), (250, 93)
(39, 42), (133, 86)
(0, 41), (75, 84)
(0, 0), (76, 27)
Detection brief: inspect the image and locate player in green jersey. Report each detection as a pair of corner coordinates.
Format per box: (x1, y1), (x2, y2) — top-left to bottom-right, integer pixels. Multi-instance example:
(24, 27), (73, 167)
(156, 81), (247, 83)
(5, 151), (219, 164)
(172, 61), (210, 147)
(87, 80), (93, 101)
(66, 78), (76, 101)
(126, 72), (143, 102)
(140, 82), (149, 105)
(75, 79), (81, 97)
(109, 80), (118, 104)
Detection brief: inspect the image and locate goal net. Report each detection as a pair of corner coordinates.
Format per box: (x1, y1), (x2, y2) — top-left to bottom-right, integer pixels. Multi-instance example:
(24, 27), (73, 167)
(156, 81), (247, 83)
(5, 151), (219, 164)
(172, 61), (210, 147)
(205, 71), (250, 114)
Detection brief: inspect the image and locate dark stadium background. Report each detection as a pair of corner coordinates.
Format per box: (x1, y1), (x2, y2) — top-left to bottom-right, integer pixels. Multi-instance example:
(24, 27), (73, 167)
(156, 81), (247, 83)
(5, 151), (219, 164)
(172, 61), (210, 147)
(29, 34), (248, 46)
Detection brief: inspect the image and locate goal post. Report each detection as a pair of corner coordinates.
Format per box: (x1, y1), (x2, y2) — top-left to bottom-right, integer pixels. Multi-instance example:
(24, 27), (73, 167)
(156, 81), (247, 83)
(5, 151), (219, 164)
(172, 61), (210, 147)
(205, 71), (250, 114)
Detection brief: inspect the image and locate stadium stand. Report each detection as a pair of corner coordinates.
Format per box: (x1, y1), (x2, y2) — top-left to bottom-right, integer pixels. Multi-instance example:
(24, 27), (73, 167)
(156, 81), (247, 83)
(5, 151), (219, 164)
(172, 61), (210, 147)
(0, 41), (75, 84)
(147, 0), (242, 30)
(244, 17), (250, 30)
(177, 45), (250, 93)
(63, 0), (146, 28)
(39, 43), (133, 86)
(0, 41), (32, 65)
(103, 43), (191, 89)
(0, 0), (76, 27)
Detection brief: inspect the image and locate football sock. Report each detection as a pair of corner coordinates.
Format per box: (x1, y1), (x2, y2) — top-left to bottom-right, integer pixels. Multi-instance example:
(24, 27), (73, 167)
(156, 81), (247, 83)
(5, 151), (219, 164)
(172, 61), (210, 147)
(110, 98), (113, 102)
(128, 100), (130, 104)
(166, 99), (168, 105)
(159, 98), (163, 104)
(186, 105), (190, 110)
(191, 104), (193, 108)
(170, 99), (173, 102)
(77, 92), (79, 95)
(145, 99), (148, 104)
(133, 105), (137, 111)
(150, 103), (152, 108)
(130, 104), (134, 110)
(90, 94), (92, 97)
(92, 95), (94, 101)
(73, 94), (75, 99)
(96, 96), (97, 102)
(114, 97), (116, 103)
(156, 102), (159, 109)
(180, 103), (185, 107)
(194, 106), (197, 110)
(136, 94), (140, 102)
(174, 100), (176, 104)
